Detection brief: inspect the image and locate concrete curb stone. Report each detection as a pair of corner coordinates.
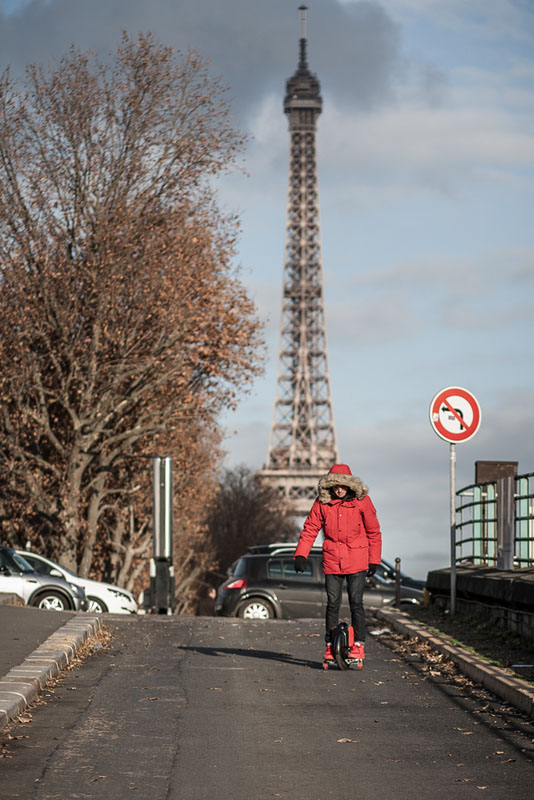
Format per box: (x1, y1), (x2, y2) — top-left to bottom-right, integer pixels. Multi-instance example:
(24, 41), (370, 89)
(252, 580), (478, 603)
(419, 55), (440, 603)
(0, 593), (24, 607)
(375, 607), (534, 718)
(0, 615), (101, 731)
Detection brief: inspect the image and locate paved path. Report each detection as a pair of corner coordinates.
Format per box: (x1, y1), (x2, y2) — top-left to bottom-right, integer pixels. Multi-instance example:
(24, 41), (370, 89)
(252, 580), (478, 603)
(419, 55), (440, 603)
(1, 614), (533, 800)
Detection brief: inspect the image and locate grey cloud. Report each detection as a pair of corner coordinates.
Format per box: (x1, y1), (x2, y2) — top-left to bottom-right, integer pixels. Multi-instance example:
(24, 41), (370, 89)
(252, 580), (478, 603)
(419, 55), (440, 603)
(0, 0), (402, 119)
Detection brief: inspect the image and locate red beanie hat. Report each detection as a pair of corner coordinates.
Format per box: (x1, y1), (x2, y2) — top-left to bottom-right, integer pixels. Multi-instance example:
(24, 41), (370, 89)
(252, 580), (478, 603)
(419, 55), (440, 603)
(329, 464), (352, 475)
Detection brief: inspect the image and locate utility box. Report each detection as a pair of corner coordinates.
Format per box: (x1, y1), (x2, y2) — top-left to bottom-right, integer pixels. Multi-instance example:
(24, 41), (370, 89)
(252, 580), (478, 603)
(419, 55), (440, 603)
(150, 557), (175, 614)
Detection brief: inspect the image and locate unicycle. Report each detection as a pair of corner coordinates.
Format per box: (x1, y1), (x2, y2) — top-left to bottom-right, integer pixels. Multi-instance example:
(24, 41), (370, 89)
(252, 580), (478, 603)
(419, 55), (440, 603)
(324, 622), (364, 671)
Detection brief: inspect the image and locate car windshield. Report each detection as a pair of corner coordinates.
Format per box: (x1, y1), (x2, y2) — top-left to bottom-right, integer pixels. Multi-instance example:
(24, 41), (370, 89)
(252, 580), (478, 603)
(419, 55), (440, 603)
(51, 561), (77, 578)
(381, 559), (414, 580)
(25, 553), (77, 578)
(10, 551), (36, 573)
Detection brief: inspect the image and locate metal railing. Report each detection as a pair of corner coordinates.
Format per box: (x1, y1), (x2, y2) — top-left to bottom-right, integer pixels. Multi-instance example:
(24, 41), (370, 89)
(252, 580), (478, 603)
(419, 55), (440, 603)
(455, 472), (534, 568)
(515, 472), (534, 566)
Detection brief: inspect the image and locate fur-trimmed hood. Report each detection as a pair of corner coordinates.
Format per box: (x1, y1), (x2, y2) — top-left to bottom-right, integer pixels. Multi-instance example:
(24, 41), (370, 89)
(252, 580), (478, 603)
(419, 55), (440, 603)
(317, 464), (368, 504)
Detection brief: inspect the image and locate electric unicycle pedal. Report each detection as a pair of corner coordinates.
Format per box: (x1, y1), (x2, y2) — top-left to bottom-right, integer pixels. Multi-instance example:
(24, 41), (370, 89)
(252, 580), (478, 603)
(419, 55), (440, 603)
(323, 622), (364, 671)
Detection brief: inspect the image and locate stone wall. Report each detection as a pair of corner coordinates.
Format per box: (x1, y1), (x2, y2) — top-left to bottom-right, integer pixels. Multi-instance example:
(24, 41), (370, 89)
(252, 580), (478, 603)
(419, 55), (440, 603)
(426, 564), (534, 641)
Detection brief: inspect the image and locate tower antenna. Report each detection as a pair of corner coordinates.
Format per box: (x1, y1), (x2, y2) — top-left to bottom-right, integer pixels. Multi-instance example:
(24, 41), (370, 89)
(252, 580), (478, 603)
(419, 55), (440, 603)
(299, 5), (308, 40)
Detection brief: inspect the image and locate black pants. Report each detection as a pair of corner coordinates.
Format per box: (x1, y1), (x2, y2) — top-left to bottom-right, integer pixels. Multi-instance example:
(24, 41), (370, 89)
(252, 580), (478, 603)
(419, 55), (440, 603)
(325, 571), (367, 643)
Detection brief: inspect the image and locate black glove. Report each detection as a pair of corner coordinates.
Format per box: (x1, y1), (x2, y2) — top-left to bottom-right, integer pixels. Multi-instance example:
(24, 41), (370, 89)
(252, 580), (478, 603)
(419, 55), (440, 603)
(367, 563), (379, 577)
(294, 556), (307, 573)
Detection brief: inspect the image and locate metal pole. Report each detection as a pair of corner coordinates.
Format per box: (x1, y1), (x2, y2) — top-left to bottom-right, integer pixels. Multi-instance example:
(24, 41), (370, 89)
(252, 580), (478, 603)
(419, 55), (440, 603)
(450, 442), (456, 616)
(395, 557), (401, 608)
(151, 456), (174, 614)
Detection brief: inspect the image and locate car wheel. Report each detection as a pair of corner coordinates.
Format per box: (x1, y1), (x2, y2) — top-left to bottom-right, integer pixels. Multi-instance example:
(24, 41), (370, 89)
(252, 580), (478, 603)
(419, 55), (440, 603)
(237, 598), (274, 620)
(87, 596), (108, 613)
(32, 591), (70, 611)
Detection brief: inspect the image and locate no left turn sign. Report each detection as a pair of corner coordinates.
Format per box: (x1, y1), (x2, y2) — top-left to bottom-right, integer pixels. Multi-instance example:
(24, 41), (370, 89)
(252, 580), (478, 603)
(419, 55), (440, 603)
(429, 386), (481, 443)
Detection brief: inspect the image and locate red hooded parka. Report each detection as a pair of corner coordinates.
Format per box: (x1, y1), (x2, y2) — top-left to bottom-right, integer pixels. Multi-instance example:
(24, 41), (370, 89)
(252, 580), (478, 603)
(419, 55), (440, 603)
(294, 464), (382, 575)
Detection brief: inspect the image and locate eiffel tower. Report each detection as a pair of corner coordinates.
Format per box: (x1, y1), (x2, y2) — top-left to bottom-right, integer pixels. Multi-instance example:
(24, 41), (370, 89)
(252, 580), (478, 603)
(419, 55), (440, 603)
(258, 6), (338, 516)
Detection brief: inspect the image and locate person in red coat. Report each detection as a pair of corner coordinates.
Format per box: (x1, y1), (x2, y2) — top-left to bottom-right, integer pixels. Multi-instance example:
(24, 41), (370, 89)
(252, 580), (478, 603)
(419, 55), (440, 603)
(294, 464), (382, 663)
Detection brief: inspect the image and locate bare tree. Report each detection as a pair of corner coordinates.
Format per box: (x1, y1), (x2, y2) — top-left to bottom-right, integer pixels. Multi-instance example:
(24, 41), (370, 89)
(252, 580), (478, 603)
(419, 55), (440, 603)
(0, 33), (263, 604)
(205, 466), (300, 576)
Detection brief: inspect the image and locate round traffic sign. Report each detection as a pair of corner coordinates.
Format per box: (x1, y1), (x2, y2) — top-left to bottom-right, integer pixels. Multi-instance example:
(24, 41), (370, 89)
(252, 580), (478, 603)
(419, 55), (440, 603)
(429, 387), (481, 443)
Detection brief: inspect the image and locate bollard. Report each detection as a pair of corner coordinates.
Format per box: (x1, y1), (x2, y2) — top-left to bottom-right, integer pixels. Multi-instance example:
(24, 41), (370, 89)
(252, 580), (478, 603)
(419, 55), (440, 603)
(395, 557), (401, 608)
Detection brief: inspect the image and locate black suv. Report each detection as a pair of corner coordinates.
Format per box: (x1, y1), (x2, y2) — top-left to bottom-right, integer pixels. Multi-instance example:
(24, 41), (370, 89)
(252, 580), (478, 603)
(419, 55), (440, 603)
(215, 544), (425, 620)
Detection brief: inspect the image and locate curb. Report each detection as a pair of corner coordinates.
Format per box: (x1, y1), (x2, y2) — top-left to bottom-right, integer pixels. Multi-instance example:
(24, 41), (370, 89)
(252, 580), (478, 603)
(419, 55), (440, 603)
(375, 607), (534, 718)
(0, 593), (24, 607)
(0, 615), (102, 731)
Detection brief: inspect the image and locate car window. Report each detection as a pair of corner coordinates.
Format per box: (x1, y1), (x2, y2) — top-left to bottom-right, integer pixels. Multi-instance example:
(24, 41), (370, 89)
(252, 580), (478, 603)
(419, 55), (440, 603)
(24, 555), (54, 575)
(10, 552), (35, 573)
(282, 559), (314, 580)
(233, 558), (249, 579)
(267, 560), (282, 579)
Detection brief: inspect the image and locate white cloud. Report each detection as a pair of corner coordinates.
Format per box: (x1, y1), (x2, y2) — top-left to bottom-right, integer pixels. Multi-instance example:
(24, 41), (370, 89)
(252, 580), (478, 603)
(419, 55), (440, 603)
(320, 99), (534, 184)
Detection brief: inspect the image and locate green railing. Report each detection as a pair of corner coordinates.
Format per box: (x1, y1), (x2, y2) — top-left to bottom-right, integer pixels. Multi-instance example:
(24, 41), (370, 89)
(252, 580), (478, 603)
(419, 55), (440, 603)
(515, 472), (534, 566)
(455, 472), (534, 568)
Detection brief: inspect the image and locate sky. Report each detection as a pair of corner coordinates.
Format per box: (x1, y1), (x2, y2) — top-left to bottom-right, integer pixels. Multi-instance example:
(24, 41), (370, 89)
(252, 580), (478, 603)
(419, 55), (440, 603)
(1, 0), (533, 578)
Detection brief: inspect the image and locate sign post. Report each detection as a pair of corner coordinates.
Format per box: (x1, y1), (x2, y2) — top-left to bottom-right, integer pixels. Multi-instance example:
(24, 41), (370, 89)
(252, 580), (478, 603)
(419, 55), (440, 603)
(429, 387), (481, 615)
(449, 442), (456, 615)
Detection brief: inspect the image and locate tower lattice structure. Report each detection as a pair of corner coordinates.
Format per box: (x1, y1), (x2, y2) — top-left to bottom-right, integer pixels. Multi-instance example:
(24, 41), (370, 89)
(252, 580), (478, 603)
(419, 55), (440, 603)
(258, 6), (338, 516)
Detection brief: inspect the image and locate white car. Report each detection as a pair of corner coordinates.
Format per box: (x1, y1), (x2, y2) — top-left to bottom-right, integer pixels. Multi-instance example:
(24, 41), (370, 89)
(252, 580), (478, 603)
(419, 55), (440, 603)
(1, 545), (88, 611)
(17, 550), (138, 614)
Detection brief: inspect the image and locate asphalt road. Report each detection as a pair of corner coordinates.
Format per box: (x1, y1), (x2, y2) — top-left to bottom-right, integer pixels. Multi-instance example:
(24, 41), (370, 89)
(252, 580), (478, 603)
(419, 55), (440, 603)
(1, 615), (533, 800)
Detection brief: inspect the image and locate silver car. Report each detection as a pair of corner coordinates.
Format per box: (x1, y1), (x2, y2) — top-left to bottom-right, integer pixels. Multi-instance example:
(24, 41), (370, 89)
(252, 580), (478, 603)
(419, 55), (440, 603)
(18, 550), (138, 614)
(0, 545), (88, 611)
